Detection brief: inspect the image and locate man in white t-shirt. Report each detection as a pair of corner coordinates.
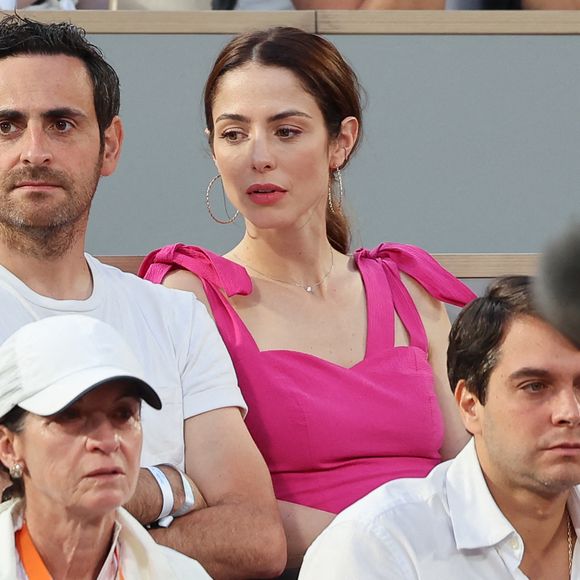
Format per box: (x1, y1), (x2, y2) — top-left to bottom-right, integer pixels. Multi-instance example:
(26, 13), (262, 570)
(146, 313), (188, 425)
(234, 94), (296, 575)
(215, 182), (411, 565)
(0, 15), (286, 579)
(300, 276), (580, 579)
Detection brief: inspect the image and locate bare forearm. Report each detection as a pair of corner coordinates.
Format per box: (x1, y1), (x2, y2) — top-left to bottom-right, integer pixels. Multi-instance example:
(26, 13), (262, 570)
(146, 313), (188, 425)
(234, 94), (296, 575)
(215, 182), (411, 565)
(150, 498), (286, 579)
(278, 500), (335, 569)
(124, 466), (207, 525)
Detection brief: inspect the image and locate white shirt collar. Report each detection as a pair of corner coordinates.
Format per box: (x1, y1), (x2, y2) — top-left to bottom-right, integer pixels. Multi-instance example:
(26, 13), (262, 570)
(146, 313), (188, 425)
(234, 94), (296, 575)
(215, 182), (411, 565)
(447, 439), (516, 551)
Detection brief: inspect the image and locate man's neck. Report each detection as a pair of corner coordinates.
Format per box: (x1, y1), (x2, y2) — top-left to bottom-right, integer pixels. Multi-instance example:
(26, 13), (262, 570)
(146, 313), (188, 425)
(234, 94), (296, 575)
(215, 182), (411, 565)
(0, 241), (93, 300)
(482, 467), (572, 579)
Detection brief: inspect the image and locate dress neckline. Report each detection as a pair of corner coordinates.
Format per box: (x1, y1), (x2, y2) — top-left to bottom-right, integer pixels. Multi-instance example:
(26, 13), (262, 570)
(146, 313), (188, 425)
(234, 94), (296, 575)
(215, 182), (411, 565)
(217, 251), (403, 370)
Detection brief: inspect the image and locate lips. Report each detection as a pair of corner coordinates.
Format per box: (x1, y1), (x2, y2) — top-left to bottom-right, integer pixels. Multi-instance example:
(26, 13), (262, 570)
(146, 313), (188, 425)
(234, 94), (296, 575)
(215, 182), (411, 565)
(246, 183), (287, 206)
(15, 181), (62, 189)
(246, 183), (287, 195)
(85, 467), (124, 477)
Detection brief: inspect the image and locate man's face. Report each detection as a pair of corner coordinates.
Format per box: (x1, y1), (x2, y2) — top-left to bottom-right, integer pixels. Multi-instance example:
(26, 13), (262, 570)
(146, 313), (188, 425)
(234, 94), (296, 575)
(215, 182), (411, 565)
(459, 315), (580, 497)
(0, 54), (119, 242)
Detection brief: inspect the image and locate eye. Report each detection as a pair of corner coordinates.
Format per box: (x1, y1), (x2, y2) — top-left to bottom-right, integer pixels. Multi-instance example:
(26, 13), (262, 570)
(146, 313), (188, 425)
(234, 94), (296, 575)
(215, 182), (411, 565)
(522, 382), (547, 393)
(52, 119), (74, 133)
(113, 402), (140, 423)
(0, 121), (17, 135)
(276, 126), (301, 139)
(55, 407), (82, 422)
(220, 129), (245, 143)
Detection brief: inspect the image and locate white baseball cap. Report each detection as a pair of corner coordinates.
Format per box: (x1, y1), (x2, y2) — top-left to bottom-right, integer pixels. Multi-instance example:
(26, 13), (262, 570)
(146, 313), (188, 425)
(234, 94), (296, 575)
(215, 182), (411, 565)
(0, 315), (162, 418)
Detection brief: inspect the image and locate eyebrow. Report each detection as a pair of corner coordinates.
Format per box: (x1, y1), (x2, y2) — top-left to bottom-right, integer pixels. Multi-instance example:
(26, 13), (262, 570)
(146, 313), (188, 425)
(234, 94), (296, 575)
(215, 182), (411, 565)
(509, 367), (552, 381)
(42, 107), (87, 121)
(214, 110), (313, 125)
(0, 109), (25, 123)
(0, 107), (87, 122)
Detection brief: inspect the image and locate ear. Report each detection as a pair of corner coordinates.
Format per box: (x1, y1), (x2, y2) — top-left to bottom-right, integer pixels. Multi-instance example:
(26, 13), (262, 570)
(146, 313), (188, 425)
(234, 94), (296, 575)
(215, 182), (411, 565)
(455, 379), (483, 436)
(0, 426), (20, 472)
(329, 116), (359, 170)
(100, 116), (124, 177)
(205, 128), (218, 165)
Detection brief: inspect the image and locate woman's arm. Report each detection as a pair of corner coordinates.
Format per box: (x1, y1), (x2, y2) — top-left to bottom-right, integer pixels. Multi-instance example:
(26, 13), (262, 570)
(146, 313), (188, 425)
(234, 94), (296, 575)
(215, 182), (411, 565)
(401, 274), (470, 460)
(278, 500), (335, 569)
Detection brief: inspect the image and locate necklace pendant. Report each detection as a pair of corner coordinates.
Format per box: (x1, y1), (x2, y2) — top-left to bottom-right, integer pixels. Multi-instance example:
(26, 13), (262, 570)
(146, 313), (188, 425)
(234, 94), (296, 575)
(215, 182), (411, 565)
(305, 286), (313, 293)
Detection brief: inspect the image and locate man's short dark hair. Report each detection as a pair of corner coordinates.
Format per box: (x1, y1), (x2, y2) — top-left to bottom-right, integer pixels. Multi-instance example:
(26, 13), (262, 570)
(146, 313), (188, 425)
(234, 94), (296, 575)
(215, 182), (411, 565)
(447, 275), (537, 405)
(0, 15), (120, 141)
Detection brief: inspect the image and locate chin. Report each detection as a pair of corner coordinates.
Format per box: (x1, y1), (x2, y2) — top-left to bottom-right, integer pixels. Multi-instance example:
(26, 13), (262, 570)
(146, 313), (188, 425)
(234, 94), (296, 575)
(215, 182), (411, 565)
(536, 470), (580, 495)
(80, 488), (130, 516)
(79, 501), (124, 520)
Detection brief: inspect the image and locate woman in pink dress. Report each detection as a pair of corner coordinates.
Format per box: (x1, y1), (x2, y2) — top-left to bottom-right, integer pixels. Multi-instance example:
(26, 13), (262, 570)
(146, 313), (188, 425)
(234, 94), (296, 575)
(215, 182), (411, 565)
(140, 27), (476, 572)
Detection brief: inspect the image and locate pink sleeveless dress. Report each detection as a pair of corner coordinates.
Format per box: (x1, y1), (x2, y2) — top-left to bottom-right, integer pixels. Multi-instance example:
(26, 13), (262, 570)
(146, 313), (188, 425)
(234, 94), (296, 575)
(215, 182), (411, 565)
(140, 243), (476, 513)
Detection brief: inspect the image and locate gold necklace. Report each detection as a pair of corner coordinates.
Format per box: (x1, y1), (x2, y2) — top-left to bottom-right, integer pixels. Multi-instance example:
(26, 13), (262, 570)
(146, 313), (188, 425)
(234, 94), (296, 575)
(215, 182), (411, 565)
(233, 247), (334, 294)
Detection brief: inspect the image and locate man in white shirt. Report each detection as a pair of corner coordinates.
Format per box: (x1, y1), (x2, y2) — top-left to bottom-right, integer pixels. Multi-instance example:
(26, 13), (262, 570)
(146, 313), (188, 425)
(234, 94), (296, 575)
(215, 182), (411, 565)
(0, 14), (285, 578)
(300, 275), (580, 579)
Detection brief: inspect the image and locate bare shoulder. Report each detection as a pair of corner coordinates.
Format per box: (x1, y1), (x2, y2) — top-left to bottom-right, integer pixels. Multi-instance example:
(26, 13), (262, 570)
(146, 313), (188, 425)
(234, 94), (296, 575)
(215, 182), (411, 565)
(400, 272), (448, 328)
(163, 269), (211, 313)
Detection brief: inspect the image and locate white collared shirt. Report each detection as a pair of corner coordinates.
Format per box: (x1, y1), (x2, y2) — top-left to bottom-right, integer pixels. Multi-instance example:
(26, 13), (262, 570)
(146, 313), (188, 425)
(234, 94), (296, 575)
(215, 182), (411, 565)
(300, 439), (580, 579)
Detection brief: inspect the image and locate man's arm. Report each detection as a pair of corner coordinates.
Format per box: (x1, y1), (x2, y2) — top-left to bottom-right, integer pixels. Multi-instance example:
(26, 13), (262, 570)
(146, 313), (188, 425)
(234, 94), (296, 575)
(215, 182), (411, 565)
(124, 465), (207, 525)
(148, 407), (286, 579)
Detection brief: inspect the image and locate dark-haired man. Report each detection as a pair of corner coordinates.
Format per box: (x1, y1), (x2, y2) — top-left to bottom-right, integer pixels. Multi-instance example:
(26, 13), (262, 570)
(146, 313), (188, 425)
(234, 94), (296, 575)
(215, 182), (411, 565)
(301, 276), (580, 579)
(0, 15), (285, 578)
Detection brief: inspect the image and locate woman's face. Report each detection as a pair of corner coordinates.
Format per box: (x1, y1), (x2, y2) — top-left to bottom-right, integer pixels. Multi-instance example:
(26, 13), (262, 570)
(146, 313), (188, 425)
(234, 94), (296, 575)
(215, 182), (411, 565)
(211, 63), (351, 232)
(5, 382), (143, 519)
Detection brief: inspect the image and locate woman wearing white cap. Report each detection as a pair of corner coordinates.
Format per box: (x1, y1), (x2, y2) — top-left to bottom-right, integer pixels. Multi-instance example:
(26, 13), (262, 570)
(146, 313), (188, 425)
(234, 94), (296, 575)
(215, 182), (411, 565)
(0, 315), (210, 580)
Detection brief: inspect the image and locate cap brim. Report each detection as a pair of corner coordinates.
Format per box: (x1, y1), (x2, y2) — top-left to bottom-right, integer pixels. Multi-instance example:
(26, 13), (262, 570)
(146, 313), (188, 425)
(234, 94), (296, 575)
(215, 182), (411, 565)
(18, 366), (162, 416)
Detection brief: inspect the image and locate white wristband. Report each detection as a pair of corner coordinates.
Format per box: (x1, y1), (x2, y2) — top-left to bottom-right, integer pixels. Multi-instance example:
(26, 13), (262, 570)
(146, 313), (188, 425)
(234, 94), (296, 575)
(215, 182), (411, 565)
(145, 465), (174, 521)
(173, 469), (195, 517)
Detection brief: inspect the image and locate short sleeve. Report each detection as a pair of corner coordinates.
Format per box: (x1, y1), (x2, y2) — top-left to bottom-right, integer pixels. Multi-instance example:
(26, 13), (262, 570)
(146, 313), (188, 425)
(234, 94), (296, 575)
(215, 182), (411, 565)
(178, 297), (247, 419)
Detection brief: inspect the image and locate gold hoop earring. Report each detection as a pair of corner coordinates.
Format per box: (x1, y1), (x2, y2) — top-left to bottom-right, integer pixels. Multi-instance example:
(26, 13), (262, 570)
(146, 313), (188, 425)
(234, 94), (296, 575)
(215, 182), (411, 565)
(9, 463), (23, 479)
(205, 174), (239, 224)
(328, 168), (344, 215)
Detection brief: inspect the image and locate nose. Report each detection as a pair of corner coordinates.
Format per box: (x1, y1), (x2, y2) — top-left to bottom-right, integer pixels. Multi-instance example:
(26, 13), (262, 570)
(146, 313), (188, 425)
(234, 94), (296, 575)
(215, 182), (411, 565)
(20, 124), (52, 166)
(251, 133), (275, 173)
(552, 387), (580, 426)
(86, 414), (121, 454)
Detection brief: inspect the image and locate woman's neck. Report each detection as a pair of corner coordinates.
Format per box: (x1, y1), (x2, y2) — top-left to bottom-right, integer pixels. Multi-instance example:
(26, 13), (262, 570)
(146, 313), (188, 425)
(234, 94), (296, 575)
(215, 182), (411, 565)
(231, 226), (337, 283)
(24, 500), (116, 580)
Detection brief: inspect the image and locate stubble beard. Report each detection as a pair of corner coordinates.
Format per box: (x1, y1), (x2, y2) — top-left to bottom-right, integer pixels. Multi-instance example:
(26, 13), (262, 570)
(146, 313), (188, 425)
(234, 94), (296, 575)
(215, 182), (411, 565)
(0, 163), (101, 260)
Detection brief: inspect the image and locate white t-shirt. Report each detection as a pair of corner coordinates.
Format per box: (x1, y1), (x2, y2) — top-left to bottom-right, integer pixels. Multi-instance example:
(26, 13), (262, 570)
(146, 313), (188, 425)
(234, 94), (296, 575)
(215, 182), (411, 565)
(0, 254), (246, 470)
(300, 439), (580, 579)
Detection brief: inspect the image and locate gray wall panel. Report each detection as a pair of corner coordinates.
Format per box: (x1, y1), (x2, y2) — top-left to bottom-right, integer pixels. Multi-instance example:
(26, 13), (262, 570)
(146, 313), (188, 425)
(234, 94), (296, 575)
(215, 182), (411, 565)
(86, 33), (580, 256)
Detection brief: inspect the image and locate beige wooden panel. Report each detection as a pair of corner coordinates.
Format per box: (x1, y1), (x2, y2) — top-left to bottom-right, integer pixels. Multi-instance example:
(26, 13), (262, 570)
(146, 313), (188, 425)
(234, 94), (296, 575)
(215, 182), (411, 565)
(110, 0), (211, 9)
(317, 10), (580, 34)
(433, 253), (538, 278)
(98, 254), (539, 278)
(17, 10), (316, 33)
(12, 10), (580, 35)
